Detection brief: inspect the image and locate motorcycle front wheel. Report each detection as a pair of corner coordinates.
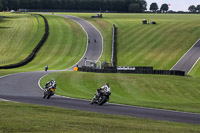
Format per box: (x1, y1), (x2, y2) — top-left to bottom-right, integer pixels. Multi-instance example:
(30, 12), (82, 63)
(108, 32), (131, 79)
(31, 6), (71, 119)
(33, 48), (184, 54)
(98, 96), (107, 105)
(47, 91), (52, 99)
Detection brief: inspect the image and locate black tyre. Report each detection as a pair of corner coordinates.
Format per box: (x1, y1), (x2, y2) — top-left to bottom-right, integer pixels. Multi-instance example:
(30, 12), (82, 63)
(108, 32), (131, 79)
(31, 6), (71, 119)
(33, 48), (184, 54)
(91, 97), (98, 104)
(43, 94), (46, 99)
(47, 91), (52, 99)
(43, 91), (47, 99)
(98, 96), (107, 105)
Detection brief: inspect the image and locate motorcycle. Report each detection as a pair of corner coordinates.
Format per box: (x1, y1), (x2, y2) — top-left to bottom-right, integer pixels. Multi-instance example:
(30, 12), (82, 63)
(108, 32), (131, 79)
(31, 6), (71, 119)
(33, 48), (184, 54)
(43, 87), (55, 99)
(43, 80), (56, 99)
(90, 90), (111, 105)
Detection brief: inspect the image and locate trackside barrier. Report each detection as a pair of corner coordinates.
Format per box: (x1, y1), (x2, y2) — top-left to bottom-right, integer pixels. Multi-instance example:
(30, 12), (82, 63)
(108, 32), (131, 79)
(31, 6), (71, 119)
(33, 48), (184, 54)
(0, 14), (49, 69)
(117, 70), (185, 76)
(78, 66), (185, 76)
(111, 24), (117, 67)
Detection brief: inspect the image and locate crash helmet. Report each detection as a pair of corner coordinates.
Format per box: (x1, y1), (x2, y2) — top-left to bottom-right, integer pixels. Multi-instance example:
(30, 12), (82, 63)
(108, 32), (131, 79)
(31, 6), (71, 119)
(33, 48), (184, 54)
(105, 83), (109, 87)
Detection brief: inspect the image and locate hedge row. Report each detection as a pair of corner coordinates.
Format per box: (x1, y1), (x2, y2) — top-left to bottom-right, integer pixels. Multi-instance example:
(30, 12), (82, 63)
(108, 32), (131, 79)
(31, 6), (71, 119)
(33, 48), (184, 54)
(0, 14), (49, 69)
(78, 66), (185, 76)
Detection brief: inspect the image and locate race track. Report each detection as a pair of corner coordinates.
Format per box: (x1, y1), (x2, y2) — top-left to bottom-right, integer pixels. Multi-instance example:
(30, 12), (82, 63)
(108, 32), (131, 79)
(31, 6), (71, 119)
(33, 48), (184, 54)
(171, 39), (200, 74)
(58, 14), (103, 68)
(1, 14), (200, 125)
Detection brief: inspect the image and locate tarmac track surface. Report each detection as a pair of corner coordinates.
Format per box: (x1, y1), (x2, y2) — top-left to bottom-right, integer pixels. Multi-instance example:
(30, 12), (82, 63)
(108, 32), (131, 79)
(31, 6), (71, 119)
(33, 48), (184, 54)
(1, 15), (200, 125)
(171, 39), (200, 74)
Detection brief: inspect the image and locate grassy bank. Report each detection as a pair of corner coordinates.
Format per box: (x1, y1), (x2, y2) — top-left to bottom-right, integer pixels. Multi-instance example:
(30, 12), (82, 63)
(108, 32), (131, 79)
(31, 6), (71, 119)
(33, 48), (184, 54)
(59, 13), (113, 63)
(14, 14), (87, 71)
(61, 13), (200, 70)
(0, 13), (44, 66)
(0, 14), (87, 72)
(41, 71), (200, 113)
(1, 101), (200, 133)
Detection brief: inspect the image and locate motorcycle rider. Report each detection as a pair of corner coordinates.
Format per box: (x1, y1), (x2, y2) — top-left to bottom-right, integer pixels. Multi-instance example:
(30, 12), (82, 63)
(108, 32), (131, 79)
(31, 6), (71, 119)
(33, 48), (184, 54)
(91, 83), (111, 104)
(43, 79), (56, 99)
(45, 65), (48, 71)
(45, 79), (56, 90)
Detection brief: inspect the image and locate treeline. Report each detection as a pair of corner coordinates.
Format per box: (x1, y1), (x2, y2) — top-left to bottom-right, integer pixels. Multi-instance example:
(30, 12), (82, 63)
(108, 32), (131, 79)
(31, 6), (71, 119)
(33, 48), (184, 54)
(0, 0), (147, 13)
(188, 5), (200, 13)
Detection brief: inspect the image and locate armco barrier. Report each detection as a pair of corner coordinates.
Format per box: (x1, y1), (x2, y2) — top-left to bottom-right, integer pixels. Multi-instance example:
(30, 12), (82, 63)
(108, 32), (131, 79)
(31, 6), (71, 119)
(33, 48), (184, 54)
(78, 66), (185, 76)
(0, 14), (49, 69)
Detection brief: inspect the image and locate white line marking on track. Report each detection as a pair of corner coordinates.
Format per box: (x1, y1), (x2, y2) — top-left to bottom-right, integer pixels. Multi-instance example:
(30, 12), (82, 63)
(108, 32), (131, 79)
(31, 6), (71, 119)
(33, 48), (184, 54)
(187, 57), (200, 74)
(61, 14), (103, 64)
(38, 71), (200, 116)
(37, 14), (200, 116)
(62, 15), (89, 68)
(171, 39), (200, 70)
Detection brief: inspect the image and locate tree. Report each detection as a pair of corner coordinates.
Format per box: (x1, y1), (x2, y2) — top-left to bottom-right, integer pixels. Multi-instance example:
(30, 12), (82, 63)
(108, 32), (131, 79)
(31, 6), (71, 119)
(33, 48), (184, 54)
(0, 0), (2, 11)
(150, 2), (158, 12)
(139, 0), (147, 12)
(196, 5), (200, 13)
(129, 3), (140, 13)
(160, 3), (169, 13)
(188, 5), (196, 13)
(0, 0), (148, 13)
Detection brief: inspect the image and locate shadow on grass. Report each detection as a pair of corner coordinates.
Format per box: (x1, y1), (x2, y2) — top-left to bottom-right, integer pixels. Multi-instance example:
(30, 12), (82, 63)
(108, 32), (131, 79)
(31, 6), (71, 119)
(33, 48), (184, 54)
(0, 27), (11, 29)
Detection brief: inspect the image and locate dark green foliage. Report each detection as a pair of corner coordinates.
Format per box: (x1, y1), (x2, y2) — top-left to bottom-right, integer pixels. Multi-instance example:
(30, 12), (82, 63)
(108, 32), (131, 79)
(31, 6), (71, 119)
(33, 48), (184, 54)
(188, 5), (196, 13)
(129, 3), (141, 13)
(149, 2), (158, 12)
(1, 0), (147, 13)
(197, 5), (200, 13)
(0, 0), (2, 11)
(160, 3), (169, 13)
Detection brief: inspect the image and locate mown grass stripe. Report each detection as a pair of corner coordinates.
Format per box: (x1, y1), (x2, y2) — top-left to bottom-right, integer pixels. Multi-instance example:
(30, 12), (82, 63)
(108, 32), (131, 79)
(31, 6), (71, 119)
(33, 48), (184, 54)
(145, 22), (187, 68)
(0, 14), (43, 66)
(41, 71), (200, 113)
(123, 22), (175, 66)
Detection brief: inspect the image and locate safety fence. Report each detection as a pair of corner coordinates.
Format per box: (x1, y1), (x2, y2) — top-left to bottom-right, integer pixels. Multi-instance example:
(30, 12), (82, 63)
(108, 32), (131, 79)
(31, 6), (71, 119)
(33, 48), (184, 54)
(111, 24), (117, 67)
(0, 14), (49, 69)
(78, 66), (185, 76)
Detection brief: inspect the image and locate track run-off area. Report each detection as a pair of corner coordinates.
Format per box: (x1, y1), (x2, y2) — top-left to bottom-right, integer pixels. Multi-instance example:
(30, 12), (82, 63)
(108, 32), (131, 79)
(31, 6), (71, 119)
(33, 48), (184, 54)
(1, 14), (200, 125)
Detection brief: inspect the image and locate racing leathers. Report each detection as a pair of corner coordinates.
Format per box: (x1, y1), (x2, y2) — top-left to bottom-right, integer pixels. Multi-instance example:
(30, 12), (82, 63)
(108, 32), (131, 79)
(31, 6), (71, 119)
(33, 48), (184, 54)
(93, 84), (111, 100)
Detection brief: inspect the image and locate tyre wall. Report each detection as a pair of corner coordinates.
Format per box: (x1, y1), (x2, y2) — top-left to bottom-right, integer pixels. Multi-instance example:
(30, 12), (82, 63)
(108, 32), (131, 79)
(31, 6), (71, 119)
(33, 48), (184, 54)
(78, 66), (185, 76)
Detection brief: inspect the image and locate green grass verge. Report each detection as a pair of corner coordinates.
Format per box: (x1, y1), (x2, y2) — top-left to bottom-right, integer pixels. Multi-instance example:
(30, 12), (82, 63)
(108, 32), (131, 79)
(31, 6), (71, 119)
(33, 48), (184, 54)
(1, 101), (200, 133)
(14, 14), (86, 71)
(0, 70), (19, 77)
(0, 14), (87, 72)
(58, 13), (113, 64)
(41, 71), (200, 113)
(0, 13), (44, 66)
(60, 13), (200, 70)
(189, 58), (200, 76)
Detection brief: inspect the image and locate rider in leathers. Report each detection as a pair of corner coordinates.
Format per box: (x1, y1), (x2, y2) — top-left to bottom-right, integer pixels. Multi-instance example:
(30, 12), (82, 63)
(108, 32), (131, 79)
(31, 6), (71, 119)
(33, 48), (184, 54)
(45, 80), (56, 90)
(92, 83), (111, 102)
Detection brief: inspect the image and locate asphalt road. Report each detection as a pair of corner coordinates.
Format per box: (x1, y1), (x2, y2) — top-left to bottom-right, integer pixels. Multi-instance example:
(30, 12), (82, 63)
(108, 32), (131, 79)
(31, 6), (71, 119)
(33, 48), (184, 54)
(57, 14), (103, 68)
(171, 39), (200, 74)
(1, 15), (200, 125)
